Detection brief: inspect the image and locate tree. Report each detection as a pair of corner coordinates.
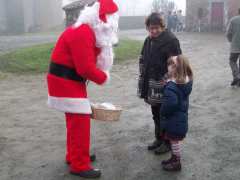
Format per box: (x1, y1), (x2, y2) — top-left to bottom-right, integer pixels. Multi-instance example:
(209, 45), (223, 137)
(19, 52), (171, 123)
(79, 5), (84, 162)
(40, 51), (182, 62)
(167, 1), (175, 12)
(152, 0), (176, 14)
(152, 0), (161, 13)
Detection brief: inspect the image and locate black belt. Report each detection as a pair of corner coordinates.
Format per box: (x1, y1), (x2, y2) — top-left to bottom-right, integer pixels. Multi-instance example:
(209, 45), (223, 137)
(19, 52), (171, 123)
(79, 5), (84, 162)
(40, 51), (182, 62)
(49, 62), (86, 83)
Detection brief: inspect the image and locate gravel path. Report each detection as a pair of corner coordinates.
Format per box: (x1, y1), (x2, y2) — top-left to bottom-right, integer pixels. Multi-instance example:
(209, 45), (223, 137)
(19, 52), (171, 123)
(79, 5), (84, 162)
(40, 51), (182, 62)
(0, 32), (240, 180)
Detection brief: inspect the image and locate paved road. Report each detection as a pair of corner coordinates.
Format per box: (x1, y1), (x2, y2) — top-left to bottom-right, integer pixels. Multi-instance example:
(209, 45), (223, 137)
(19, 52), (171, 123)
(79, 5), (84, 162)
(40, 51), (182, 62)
(0, 34), (59, 54)
(0, 29), (148, 54)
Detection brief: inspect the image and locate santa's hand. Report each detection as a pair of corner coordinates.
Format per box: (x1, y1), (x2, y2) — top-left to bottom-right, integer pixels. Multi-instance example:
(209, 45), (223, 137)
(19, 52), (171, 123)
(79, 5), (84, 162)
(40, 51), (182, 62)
(102, 71), (110, 85)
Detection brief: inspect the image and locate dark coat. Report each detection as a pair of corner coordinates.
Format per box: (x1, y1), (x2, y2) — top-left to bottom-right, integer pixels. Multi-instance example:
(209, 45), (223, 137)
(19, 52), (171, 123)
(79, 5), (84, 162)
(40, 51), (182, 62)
(160, 81), (193, 140)
(137, 30), (182, 105)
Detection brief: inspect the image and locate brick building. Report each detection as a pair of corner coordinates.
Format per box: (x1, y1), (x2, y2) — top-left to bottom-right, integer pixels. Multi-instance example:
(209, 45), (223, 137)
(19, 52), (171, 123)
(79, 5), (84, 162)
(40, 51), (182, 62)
(186, 0), (240, 31)
(0, 0), (63, 35)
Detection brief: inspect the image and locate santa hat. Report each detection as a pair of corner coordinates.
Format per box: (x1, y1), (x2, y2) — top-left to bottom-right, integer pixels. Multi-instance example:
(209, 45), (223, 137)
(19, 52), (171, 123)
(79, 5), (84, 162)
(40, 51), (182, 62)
(98, 0), (118, 22)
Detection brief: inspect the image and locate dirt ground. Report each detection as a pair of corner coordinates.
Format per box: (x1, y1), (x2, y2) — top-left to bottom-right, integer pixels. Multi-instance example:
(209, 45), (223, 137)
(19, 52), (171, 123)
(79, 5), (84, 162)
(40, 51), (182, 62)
(0, 32), (240, 180)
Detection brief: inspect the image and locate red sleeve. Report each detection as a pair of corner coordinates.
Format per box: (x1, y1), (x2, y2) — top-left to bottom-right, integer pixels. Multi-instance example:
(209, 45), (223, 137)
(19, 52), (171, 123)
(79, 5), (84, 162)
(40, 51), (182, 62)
(68, 25), (107, 85)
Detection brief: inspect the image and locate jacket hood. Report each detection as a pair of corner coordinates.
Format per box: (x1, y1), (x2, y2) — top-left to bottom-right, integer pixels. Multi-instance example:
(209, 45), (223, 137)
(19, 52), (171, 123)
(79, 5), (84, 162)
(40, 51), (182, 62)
(167, 81), (193, 97)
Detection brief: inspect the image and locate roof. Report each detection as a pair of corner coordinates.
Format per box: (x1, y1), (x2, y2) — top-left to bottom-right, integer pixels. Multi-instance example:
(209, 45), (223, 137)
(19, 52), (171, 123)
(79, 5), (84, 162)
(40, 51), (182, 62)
(63, 0), (96, 10)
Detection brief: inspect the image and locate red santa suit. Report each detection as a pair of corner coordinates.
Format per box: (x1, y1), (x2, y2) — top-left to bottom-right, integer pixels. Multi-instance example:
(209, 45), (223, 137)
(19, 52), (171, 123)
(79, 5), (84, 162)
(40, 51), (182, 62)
(47, 0), (118, 173)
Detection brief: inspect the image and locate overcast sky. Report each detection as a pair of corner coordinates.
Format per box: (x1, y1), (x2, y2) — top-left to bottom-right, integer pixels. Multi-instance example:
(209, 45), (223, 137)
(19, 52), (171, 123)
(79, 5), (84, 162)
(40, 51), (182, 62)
(115, 0), (186, 16)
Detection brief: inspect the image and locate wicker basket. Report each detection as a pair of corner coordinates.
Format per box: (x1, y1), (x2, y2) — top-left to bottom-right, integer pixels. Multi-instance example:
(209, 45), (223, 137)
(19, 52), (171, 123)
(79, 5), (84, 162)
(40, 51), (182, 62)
(91, 104), (122, 121)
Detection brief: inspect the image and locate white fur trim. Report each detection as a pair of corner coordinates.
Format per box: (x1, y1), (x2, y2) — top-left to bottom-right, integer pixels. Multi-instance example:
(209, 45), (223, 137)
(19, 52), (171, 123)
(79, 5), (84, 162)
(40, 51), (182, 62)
(48, 96), (92, 114)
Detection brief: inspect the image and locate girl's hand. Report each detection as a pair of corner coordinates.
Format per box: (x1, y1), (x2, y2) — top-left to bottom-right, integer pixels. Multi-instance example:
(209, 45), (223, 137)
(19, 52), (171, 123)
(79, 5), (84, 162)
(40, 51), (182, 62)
(160, 80), (167, 86)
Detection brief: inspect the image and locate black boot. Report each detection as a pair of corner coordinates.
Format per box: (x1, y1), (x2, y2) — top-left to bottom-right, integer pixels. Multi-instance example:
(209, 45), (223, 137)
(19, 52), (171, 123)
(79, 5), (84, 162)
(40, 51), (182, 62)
(237, 79), (240, 87)
(148, 139), (163, 151)
(161, 154), (174, 165)
(231, 78), (240, 86)
(162, 155), (181, 171)
(154, 141), (171, 155)
(70, 169), (101, 178)
(90, 154), (96, 162)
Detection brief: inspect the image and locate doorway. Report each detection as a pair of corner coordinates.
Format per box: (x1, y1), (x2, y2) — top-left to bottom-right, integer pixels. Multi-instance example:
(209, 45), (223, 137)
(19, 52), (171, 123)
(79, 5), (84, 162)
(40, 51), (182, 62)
(211, 2), (224, 31)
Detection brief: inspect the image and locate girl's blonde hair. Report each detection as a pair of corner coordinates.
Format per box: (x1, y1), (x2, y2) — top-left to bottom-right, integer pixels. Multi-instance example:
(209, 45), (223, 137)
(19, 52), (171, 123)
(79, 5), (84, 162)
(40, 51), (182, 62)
(167, 55), (193, 84)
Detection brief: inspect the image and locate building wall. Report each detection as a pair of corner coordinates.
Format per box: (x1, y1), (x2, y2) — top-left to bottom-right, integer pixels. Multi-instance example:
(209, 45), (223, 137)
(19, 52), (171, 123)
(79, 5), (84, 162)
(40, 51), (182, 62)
(5, 0), (25, 34)
(0, 0), (63, 34)
(186, 0), (209, 31)
(33, 0), (63, 31)
(22, 0), (35, 32)
(119, 16), (146, 30)
(186, 0), (239, 31)
(0, 0), (7, 33)
(228, 0), (240, 19)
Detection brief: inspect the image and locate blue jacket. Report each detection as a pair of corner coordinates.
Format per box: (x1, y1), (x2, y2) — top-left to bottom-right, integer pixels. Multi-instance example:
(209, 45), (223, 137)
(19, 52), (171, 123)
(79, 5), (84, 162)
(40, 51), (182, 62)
(160, 80), (193, 139)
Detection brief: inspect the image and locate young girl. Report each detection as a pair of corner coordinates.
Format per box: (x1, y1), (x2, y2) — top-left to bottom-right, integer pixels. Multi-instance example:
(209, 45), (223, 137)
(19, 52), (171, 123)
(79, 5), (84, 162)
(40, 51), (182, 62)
(160, 55), (193, 171)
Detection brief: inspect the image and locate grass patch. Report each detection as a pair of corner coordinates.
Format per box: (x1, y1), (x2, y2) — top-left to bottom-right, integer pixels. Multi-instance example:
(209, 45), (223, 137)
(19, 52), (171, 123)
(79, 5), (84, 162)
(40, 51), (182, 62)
(0, 43), (54, 74)
(0, 39), (142, 74)
(0, 72), (7, 80)
(114, 39), (142, 62)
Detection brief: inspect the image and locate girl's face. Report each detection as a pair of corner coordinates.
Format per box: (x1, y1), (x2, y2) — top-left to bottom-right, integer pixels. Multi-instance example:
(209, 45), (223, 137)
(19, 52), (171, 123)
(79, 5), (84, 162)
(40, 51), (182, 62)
(148, 25), (164, 38)
(167, 58), (177, 77)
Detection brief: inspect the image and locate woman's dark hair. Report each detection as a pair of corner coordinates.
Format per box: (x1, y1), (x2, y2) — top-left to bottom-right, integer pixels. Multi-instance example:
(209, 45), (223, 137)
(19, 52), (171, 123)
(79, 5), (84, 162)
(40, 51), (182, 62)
(238, 8), (240, 14)
(145, 12), (165, 28)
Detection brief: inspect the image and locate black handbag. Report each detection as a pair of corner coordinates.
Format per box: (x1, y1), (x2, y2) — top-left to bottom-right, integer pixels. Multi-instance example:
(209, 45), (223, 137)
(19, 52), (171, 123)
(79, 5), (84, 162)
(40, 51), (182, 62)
(145, 78), (165, 105)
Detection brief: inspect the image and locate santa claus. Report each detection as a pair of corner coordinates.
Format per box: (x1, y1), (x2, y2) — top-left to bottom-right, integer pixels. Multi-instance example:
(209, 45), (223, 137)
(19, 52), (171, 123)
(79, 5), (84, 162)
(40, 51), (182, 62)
(47, 0), (119, 178)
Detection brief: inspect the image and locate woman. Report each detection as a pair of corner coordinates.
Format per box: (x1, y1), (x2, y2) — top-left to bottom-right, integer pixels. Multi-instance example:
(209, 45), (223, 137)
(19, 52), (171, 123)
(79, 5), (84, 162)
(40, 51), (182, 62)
(137, 12), (182, 155)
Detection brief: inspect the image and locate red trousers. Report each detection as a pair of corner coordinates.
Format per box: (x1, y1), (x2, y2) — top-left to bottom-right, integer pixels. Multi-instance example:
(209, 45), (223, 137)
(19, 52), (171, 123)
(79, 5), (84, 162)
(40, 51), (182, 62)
(65, 113), (92, 172)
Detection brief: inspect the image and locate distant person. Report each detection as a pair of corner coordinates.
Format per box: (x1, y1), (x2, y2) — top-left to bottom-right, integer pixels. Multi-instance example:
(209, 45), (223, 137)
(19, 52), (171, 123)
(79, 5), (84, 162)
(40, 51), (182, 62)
(137, 13), (182, 155)
(172, 11), (178, 32)
(167, 11), (173, 31)
(226, 8), (240, 87)
(159, 11), (165, 20)
(177, 10), (184, 32)
(160, 55), (193, 171)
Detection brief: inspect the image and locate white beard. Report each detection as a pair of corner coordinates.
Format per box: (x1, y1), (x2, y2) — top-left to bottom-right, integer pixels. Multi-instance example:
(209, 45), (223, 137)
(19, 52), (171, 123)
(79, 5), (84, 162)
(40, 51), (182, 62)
(74, 2), (119, 71)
